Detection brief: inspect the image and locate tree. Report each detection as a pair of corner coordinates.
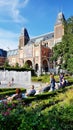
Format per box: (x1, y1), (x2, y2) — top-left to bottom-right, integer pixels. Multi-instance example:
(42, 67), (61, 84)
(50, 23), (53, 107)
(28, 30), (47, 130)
(23, 63), (30, 69)
(4, 60), (10, 68)
(15, 62), (20, 68)
(52, 16), (73, 73)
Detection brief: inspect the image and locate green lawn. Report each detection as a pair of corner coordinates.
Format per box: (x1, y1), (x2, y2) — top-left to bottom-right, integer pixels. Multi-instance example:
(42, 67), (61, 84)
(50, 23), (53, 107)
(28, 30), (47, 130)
(0, 83), (73, 130)
(31, 74), (73, 84)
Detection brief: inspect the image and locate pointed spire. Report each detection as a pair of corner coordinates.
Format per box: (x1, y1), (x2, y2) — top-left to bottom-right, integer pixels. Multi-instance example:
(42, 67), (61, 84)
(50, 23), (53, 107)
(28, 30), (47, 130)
(19, 28), (30, 46)
(55, 12), (65, 25)
(21, 28), (30, 39)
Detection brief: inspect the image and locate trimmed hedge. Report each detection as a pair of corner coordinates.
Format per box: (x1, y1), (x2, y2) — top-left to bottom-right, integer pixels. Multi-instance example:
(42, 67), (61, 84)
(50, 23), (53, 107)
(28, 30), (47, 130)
(0, 85), (73, 130)
(0, 67), (35, 76)
(0, 88), (26, 99)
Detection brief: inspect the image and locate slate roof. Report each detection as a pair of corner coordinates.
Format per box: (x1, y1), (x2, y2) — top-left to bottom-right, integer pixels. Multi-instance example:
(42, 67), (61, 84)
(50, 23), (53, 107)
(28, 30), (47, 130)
(7, 31), (54, 56)
(55, 12), (65, 25)
(7, 49), (18, 56)
(28, 32), (54, 45)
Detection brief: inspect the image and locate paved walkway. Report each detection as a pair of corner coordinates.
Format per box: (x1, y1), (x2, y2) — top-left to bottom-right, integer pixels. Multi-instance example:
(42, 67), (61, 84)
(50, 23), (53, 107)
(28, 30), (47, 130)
(0, 81), (46, 91)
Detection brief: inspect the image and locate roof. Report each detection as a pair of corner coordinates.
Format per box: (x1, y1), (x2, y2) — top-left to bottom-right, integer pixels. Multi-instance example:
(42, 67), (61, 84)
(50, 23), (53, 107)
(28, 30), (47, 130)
(28, 32), (54, 45)
(55, 12), (65, 25)
(7, 49), (18, 56)
(7, 32), (54, 56)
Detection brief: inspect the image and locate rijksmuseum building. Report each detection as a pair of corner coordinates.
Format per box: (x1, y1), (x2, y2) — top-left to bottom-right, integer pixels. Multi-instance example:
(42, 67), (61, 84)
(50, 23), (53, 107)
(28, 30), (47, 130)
(1, 12), (65, 74)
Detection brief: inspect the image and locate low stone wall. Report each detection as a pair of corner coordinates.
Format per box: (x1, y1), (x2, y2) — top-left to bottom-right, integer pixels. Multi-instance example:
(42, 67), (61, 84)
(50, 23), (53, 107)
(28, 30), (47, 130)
(0, 70), (31, 85)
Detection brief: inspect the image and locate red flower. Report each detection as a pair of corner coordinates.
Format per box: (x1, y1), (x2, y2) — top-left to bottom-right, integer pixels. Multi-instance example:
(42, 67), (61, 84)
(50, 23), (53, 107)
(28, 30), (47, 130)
(2, 111), (10, 116)
(7, 108), (12, 111)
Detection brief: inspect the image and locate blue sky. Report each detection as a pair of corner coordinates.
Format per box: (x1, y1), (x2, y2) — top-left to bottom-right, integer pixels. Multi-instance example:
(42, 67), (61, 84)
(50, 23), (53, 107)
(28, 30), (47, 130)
(0, 0), (73, 50)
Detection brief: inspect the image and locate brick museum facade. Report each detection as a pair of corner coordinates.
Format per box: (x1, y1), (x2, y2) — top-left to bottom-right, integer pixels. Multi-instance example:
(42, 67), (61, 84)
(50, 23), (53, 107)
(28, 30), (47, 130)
(7, 12), (65, 74)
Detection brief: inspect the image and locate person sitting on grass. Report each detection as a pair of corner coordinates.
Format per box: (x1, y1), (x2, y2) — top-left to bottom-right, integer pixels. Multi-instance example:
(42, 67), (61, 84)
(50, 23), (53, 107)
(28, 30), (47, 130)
(39, 82), (50, 93)
(49, 74), (56, 91)
(61, 77), (66, 87)
(26, 85), (36, 96)
(59, 73), (67, 87)
(7, 88), (22, 101)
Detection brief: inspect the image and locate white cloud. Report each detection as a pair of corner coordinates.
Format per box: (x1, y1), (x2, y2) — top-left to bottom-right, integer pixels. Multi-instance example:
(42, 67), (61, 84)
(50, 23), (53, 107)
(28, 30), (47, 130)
(0, 40), (18, 50)
(0, 28), (19, 50)
(0, 0), (30, 50)
(0, 0), (29, 23)
(18, 0), (29, 8)
(0, 28), (19, 38)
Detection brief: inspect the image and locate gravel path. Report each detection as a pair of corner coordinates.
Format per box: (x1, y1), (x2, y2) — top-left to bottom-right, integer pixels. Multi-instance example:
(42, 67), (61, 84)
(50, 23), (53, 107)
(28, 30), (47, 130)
(0, 82), (46, 91)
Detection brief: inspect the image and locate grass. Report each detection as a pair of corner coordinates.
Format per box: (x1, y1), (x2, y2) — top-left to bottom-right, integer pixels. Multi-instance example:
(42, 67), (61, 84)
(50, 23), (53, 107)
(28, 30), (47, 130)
(31, 74), (73, 83)
(0, 74), (73, 130)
